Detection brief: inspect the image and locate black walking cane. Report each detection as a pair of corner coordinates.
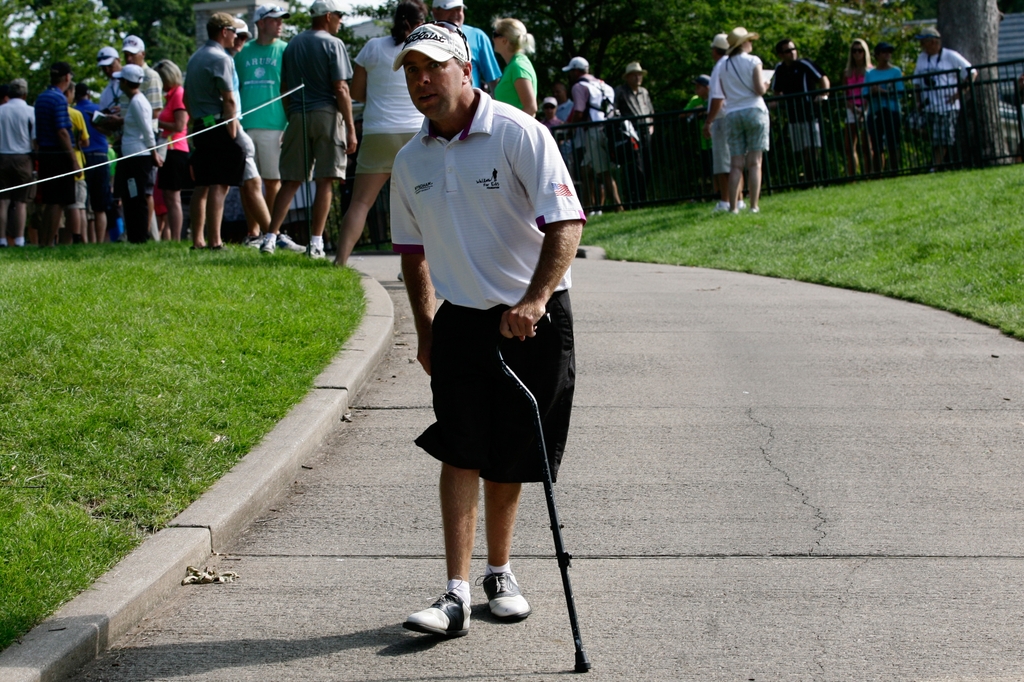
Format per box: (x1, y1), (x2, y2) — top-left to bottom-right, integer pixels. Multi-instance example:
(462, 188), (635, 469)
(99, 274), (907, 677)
(496, 344), (592, 674)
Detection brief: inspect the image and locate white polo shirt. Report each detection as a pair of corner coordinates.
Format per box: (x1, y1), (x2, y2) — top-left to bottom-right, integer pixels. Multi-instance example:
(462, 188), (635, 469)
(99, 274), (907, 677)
(0, 99), (35, 155)
(391, 90), (586, 311)
(914, 47), (973, 113)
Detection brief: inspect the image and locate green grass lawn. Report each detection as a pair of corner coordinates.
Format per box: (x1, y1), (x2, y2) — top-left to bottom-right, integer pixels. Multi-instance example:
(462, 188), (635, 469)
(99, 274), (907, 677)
(584, 165), (1024, 338)
(0, 243), (364, 650)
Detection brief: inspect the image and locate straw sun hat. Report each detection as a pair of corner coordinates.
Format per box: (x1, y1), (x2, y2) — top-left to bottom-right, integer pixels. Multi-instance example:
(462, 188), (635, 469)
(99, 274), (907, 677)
(726, 27), (759, 55)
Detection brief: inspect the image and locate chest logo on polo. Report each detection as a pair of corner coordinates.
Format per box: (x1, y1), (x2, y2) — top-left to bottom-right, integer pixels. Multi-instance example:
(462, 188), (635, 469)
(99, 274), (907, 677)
(476, 168), (500, 190)
(414, 181), (434, 195)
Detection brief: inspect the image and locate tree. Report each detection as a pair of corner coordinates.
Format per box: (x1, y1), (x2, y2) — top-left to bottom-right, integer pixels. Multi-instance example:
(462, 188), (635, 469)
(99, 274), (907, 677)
(443, 0), (912, 110)
(937, 0), (999, 64)
(100, 0), (195, 69)
(0, 0), (123, 100)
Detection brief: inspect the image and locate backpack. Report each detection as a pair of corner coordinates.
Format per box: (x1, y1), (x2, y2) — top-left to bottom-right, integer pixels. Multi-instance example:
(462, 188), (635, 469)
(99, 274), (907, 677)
(583, 77), (640, 163)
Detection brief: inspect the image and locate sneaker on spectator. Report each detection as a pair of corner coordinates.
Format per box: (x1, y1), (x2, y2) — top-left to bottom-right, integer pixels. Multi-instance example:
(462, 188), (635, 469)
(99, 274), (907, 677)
(307, 244), (326, 260)
(277, 233), (306, 253)
(738, 200), (747, 210)
(259, 233), (276, 254)
(403, 591), (470, 637)
(751, 207), (760, 214)
(481, 572), (531, 621)
(713, 201), (730, 212)
(242, 234), (263, 248)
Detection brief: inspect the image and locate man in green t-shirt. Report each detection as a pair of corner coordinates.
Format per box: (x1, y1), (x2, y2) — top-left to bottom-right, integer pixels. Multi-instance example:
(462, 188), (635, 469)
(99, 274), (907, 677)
(235, 4), (291, 242)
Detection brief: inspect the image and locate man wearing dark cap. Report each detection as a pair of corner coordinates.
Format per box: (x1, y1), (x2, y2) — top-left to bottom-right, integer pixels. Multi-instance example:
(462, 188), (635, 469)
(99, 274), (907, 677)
(35, 62), (80, 246)
(863, 42), (905, 173)
(913, 27), (975, 167)
(390, 22), (584, 639)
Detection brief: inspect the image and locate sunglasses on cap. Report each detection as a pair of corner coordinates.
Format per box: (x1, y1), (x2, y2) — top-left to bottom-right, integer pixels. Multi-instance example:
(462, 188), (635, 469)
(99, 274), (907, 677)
(428, 20), (471, 59)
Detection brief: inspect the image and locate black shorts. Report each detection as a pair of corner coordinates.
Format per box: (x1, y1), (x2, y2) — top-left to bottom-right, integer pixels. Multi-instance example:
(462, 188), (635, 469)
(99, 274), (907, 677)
(114, 155), (156, 200)
(83, 152), (113, 212)
(416, 290), (576, 483)
(189, 121), (245, 187)
(37, 147), (76, 206)
(157, 149), (193, 192)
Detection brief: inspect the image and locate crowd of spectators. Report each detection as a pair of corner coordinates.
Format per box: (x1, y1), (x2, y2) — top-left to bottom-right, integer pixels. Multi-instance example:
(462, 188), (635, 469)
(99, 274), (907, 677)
(0, 6), (989, 243)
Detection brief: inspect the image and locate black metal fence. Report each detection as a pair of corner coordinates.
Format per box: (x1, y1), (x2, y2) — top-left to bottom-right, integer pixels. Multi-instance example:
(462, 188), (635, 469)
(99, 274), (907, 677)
(337, 58), (1024, 246)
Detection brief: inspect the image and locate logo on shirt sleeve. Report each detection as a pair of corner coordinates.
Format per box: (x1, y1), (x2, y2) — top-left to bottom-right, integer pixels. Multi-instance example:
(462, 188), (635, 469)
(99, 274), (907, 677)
(476, 168), (500, 189)
(551, 182), (574, 197)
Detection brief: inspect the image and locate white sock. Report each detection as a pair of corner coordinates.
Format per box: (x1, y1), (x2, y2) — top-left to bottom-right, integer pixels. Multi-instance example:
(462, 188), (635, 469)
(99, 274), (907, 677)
(486, 562), (511, 576)
(264, 232), (276, 244)
(0, 238), (7, 246)
(310, 235), (324, 249)
(447, 578), (470, 605)
(14, 237), (24, 246)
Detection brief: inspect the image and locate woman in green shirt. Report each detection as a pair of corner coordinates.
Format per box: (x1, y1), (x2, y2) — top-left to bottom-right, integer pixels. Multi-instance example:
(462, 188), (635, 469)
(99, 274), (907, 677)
(491, 18), (538, 116)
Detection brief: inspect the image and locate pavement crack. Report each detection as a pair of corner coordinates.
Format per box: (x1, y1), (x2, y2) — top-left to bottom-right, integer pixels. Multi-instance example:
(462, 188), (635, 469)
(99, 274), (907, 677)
(747, 408), (828, 555)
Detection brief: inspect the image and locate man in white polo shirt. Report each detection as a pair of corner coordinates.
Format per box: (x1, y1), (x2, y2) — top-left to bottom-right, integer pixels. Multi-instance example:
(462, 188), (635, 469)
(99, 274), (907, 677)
(390, 22), (585, 639)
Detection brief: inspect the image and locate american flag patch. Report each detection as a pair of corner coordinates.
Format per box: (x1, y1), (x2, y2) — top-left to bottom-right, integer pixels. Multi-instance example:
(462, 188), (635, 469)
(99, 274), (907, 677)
(551, 182), (574, 197)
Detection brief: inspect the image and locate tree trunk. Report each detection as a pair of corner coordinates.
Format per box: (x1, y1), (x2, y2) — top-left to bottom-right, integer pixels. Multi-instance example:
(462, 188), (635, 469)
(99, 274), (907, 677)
(939, 0), (1011, 166)
(937, 0), (999, 65)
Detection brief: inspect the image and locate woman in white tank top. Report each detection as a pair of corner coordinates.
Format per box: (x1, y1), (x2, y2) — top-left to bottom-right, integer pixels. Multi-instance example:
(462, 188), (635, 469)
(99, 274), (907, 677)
(719, 27), (770, 214)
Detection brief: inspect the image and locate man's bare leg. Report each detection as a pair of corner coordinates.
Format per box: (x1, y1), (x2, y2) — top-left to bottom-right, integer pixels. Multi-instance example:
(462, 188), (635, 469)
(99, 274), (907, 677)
(440, 463), (479, 581)
(311, 177), (335, 238)
(268, 180), (303, 236)
(483, 480), (521, 567)
(205, 184), (227, 248)
(240, 177), (271, 234)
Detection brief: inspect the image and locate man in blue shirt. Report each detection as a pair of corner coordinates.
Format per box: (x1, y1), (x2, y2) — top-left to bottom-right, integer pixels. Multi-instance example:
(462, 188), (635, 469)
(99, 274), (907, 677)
(75, 83), (112, 243)
(430, 0), (501, 91)
(35, 61), (80, 246)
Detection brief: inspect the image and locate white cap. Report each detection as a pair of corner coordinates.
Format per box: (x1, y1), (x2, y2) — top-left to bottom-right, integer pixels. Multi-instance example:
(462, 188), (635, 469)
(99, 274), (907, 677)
(310, 0), (344, 17)
(255, 4), (290, 22)
(97, 46), (118, 66)
(392, 22), (471, 71)
(117, 64), (145, 84)
(433, 0), (465, 9)
(711, 33), (729, 51)
(562, 56), (589, 72)
(542, 96), (557, 107)
(233, 18), (251, 37)
(122, 35), (145, 54)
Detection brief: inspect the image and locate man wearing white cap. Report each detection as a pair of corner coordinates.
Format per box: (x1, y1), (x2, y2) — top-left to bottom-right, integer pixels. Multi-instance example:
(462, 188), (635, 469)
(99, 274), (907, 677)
(264, 0), (357, 259)
(228, 18), (252, 56)
(540, 95), (562, 130)
(564, 55), (623, 214)
(913, 27), (975, 167)
(96, 47), (122, 113)
(703, 32), (743, 211)
(390, 22), (584, 639)
(119, 36), (163, 120)
(430, 0), (501, 92)
(236, 4), (293, 249)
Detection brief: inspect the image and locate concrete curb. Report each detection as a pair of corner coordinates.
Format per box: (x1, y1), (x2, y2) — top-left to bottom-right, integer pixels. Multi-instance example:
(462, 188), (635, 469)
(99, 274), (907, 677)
(576, 245), (606, 260)
(0, 274), (394, 682)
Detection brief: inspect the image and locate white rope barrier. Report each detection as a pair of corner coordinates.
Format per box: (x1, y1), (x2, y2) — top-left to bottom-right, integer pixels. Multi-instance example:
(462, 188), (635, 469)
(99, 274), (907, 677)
(2, 84), (305, 193)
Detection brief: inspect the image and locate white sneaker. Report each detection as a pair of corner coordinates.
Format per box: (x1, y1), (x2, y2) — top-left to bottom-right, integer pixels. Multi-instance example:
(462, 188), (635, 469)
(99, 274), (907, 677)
(306, 244), (326, 260)
(713, 201), (730, 212)
(276, 233), (306, 253)
(259, 233), (276, 254)
(403, 591), (470, 638)
(242, 233), (263, 248)
(738, 200), (747, 210)
(751, 207), (760, 214)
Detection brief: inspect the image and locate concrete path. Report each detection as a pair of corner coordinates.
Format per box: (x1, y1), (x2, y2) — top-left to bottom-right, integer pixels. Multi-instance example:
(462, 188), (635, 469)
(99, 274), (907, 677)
(66, 254), (1024, 681)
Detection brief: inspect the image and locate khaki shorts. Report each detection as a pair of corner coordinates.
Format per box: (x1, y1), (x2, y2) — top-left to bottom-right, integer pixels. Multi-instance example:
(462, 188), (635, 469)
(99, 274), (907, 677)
(710, 118), (731, 174)
(0, 153), (33, 202)
(279, 109), (347, 181)
(355, 132), (416, 174)
(581, 126), (612, 173)
(247, 128), (284, 180)
(71, 179), (88, 209)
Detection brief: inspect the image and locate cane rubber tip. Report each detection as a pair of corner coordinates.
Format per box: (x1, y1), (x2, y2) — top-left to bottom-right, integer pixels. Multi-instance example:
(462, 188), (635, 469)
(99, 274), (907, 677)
(574, 651), (592, 673)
